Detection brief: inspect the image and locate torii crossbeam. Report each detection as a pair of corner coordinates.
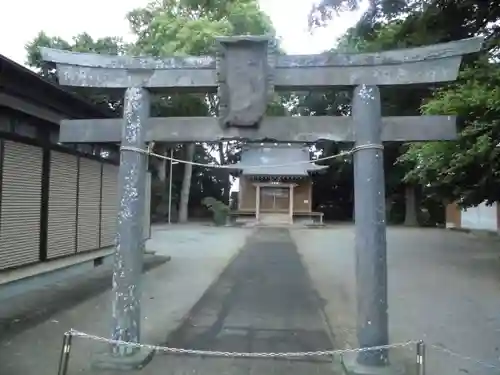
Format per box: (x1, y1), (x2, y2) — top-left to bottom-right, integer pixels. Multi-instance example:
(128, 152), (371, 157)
(41, 35), (483, 372)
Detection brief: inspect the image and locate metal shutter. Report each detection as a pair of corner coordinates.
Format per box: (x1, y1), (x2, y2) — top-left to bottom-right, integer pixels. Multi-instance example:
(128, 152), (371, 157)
(144, 172), (151, 240)
(77, 159), (101, 253)
(0, 141), (42, 269)
(100, 164), (118, 248)
(47, 151), (77, 259)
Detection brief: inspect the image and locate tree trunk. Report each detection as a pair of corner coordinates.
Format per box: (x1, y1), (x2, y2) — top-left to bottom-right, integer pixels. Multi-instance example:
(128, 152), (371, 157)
(385, 197), (393, 223)
(151, 143), (168, 182)
(404, 185), (418, 226)
(178, 143), (195, 223)
(158, 148), (167, 182)
(152, 143), (170, 220)
(218, 142), (230, 204)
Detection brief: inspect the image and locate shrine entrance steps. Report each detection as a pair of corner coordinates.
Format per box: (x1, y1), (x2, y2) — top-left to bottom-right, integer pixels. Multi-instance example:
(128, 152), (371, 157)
(241, 221), (325, 229)
(232, 213), (325, 228)
(258, 213), (291, 226)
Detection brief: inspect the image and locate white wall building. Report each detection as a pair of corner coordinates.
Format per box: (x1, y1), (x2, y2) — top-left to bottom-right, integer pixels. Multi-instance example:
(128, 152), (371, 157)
(446, 201), (499, 232)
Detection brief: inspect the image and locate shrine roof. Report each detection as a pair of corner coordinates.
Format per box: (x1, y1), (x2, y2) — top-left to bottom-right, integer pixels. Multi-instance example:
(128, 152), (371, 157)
(231, 143), (328, 177)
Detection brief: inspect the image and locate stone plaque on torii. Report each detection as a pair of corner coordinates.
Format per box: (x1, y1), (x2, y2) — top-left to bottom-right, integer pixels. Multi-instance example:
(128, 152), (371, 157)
(41, 35), (483, 371)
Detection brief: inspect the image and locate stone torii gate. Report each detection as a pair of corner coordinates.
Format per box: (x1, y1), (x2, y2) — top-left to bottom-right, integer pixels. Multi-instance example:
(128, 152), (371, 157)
(41, 35), (482, 370)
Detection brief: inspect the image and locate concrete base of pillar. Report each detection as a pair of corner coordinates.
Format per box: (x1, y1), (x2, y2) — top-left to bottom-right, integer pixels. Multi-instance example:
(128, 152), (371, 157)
(341, 353), (404, 375)
(92, 347), (155, 371)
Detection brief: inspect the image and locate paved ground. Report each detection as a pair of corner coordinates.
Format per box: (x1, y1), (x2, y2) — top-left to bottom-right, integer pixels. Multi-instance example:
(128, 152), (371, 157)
(150, 228), (335, 375)
(2, 225), (500, 375)
(0, 224), (250, 375)
(291, 226), (500, 375)
(0, 255), (168, 339)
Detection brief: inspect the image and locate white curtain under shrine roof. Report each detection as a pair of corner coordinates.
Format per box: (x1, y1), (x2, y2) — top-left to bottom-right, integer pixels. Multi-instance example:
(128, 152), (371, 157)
(231, 143), (328, 177)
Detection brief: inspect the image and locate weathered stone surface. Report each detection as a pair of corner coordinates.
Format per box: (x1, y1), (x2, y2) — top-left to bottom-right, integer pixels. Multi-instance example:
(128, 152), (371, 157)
(216, 37), (272, 127)
(40, 37), (482, 69)
(59, 115), (457, 143)
(342, 353), (403, 375)
(40, 47), (217, 69)
(56, 64), (216, 90)
(54, 58), (462, 88)
(40, 36), (483, 88)
(91, 348), (155, 371)
(275, 56), (463, 87)
(352, 85), (389, 366)
(110, 87), (149, 352)
(278, 37), (483, 67)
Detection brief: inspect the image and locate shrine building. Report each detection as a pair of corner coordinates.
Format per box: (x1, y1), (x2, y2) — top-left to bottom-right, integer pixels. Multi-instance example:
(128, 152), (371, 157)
(231, 143), (327, 225)
(0, 52), (150, 296)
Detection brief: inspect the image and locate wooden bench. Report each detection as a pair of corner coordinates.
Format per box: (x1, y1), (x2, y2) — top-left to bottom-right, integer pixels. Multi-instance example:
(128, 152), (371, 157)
(293, 212), (324, 225)
(229, 210), (255, 217)
(228, 211), (256, 223)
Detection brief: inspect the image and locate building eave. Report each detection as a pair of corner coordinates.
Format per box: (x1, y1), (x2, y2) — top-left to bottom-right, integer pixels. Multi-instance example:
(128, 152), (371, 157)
(0, 53), (116, 120)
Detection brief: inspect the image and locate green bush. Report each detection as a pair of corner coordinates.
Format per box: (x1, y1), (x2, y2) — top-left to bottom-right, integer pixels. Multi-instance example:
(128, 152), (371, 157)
(202, 197), (230, 226)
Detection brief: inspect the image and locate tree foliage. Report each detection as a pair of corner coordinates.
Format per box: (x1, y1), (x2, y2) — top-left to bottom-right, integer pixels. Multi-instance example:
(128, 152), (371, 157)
(305, 0), (500, 222)
(309, 0), (411, 29)
(399, 60), (500, 207)
(390, 0), (500, 209)
(128, 0), (275, 57)
(25, 0), (277, 221)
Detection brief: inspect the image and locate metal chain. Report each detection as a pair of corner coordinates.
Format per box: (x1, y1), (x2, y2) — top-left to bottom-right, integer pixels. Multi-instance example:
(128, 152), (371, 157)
(66, 329), (500, 369)
(68, 329), (413, 358)
(120, 143), (383, 171)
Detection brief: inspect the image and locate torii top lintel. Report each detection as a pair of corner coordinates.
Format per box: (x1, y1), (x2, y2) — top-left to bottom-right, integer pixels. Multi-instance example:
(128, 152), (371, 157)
(40, 35), (483, 139)
(40, 36), (484, 90)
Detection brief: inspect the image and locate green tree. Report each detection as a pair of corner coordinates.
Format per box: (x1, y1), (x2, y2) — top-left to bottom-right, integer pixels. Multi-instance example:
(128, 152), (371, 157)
(399, 60), (500, 208)
(306, 0), (500, 224)
(25, 0), (278, 223)
(309, 0), (411, 29)
(25, 31), (130, 111)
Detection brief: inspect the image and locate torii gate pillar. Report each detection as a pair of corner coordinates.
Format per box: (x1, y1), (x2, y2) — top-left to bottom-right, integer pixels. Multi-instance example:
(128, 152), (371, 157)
(111, 87), (150, 351)
(352, 85), (389, 367)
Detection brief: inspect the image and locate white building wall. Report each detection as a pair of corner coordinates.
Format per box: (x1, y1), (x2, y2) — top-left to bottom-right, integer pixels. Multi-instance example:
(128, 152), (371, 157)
(461, 202), (498, 231)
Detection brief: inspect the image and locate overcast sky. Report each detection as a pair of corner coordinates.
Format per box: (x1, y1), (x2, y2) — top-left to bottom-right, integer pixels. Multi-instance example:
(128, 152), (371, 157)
(0, 0), (368, 65)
